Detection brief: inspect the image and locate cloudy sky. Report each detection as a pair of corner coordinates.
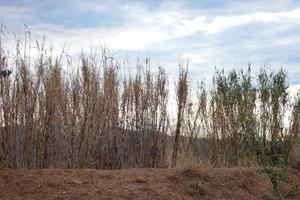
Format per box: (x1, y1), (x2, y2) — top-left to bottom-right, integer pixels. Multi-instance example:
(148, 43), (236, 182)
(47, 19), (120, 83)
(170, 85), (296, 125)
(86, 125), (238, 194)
(0, 0), (300, 88)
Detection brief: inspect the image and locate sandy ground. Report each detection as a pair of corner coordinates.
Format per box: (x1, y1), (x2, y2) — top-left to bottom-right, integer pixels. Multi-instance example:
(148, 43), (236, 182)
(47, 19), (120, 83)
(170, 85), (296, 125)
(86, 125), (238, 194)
(0, 167), (299, 200)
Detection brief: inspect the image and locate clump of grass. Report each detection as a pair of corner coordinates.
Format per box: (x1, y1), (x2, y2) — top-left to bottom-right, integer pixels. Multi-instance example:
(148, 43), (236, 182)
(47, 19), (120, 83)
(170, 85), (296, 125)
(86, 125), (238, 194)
(0, 29), (169, 169)
(0, 28), (299, 173)
(172, 64), (189, 167)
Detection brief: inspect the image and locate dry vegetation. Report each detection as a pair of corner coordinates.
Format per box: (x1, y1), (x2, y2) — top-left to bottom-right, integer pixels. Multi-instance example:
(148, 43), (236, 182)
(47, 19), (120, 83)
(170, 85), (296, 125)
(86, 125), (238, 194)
(0, 167), (285, 200)
(0, 29), (299, 173)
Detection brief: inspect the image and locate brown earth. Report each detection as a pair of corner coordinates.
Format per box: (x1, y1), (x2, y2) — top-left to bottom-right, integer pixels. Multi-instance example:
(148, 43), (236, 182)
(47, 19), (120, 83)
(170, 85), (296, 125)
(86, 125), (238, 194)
(0, 167), (299, 200)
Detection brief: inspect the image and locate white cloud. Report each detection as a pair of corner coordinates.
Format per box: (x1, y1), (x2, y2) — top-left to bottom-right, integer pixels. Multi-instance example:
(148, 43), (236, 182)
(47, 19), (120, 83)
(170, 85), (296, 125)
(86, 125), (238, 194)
(1, 2), (300, 87)
(0, 6), (31, 20)
(0, 6), (29, 14)
(289, 84), (300, 96)
(17, 5), (299, 56)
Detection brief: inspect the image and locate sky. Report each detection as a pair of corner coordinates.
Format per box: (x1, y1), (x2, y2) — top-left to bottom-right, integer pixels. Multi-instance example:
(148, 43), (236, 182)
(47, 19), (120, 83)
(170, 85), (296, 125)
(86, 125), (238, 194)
(0, 0), (300, 90)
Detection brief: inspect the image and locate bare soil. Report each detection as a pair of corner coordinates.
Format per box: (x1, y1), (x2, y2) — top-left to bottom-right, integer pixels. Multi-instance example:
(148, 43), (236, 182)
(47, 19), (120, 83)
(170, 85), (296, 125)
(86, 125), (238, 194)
(0, 167), (299, 200)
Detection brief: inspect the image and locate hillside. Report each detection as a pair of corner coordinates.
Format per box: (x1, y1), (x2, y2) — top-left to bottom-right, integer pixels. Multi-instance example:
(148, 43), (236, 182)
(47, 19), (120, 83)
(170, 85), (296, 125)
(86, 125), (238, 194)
(1, 167), (299, 200)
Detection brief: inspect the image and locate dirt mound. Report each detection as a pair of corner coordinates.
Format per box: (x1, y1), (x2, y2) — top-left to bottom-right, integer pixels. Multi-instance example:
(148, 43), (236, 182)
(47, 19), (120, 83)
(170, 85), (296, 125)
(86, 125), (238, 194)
(0, 167), (299, 200)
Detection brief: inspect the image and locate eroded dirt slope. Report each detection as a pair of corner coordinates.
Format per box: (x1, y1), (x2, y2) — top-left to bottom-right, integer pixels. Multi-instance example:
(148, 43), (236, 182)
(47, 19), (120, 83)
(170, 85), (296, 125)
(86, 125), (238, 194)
(0, 167), (299, 200)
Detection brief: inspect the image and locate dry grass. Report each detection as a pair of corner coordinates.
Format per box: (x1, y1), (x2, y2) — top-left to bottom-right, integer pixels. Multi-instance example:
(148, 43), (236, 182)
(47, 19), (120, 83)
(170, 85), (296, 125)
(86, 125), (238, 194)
(0, 31), (168, 169)
(290, 141), (300, 169)
(2, 167), (292, 200)
(0, 28), (299, 170)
